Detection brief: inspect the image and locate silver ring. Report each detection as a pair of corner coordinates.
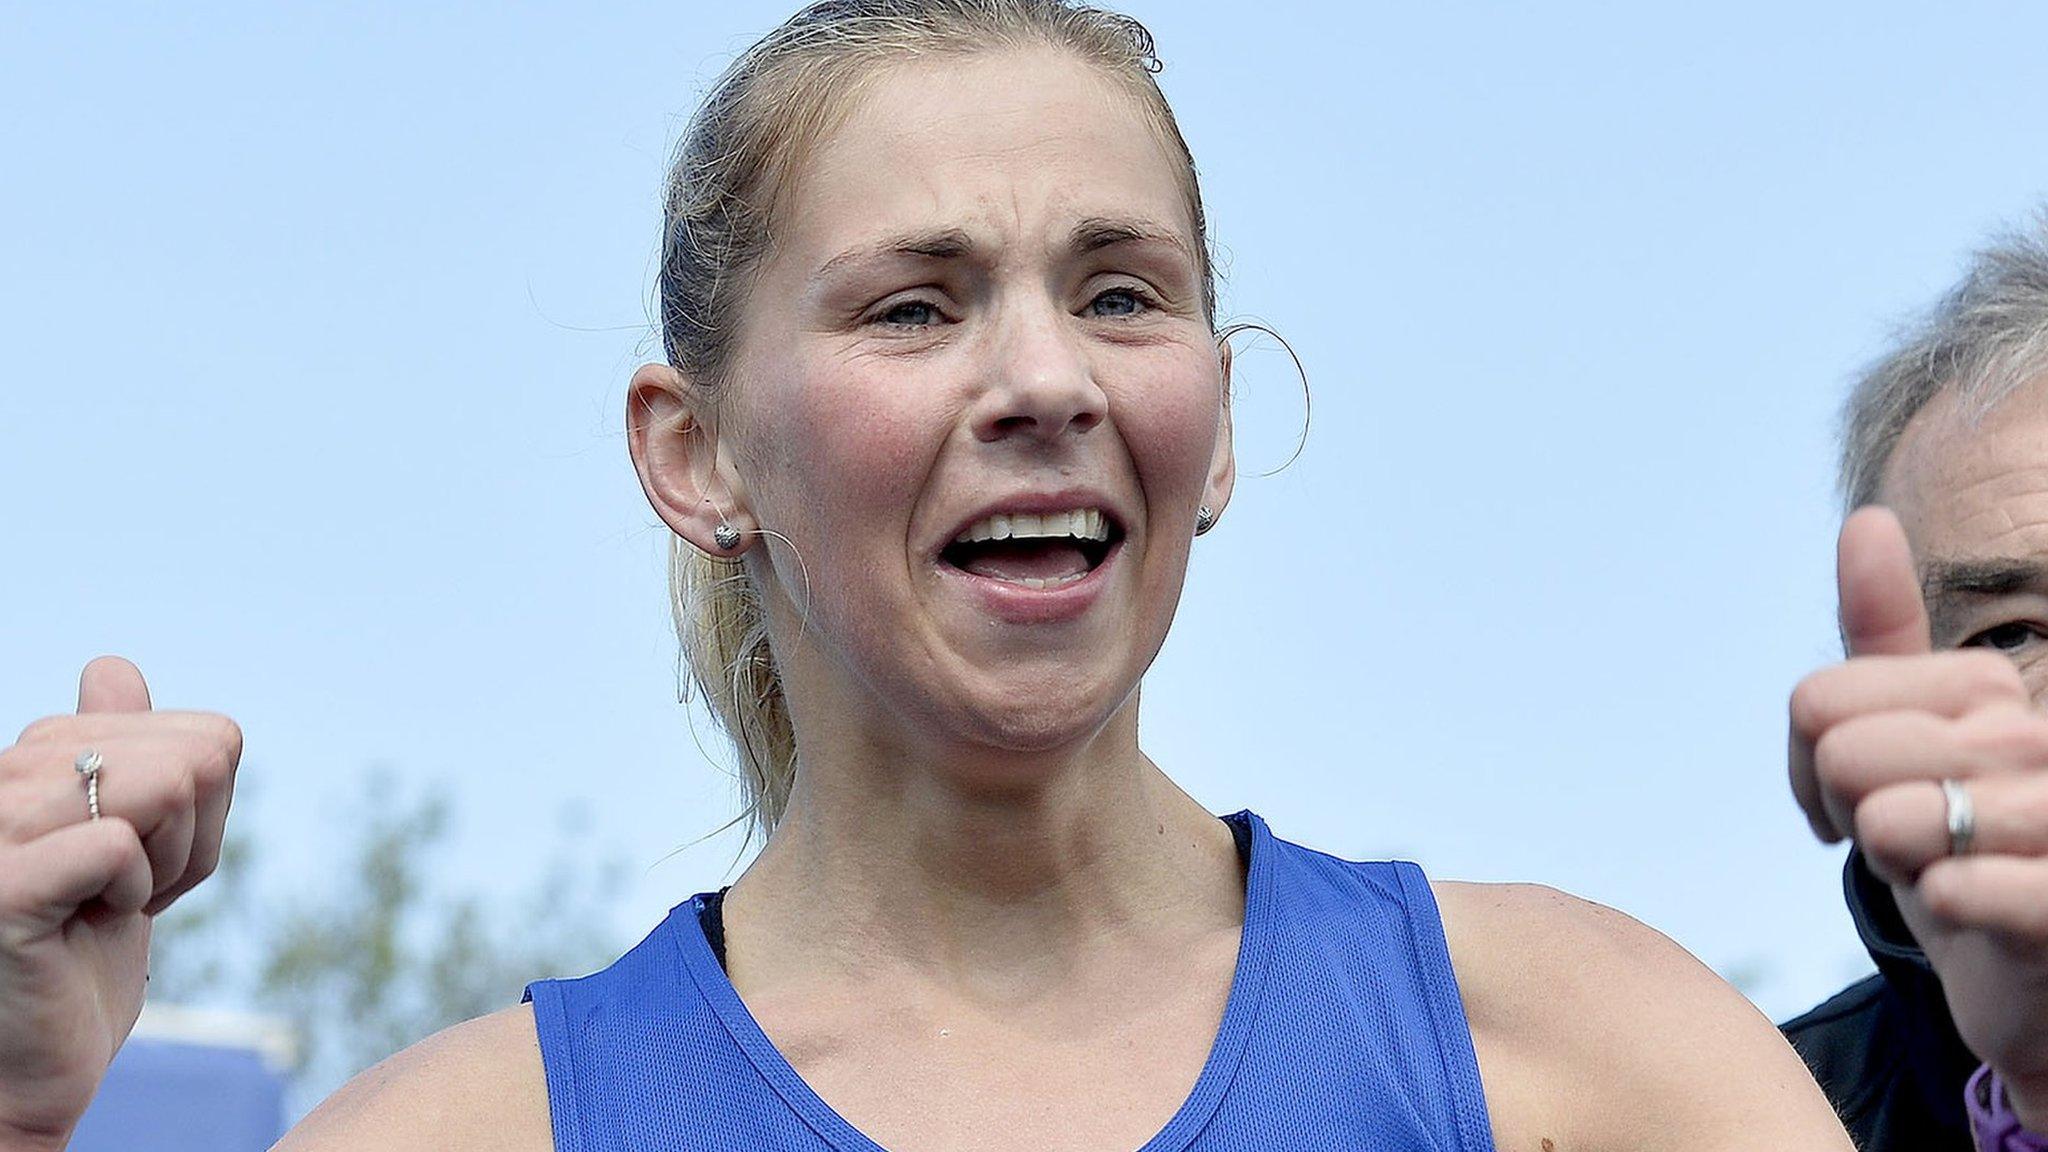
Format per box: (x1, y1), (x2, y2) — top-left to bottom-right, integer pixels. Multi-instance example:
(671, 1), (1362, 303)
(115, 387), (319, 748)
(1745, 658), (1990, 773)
(1940, 778), (1975, 857)
(73, 749), (103, 822)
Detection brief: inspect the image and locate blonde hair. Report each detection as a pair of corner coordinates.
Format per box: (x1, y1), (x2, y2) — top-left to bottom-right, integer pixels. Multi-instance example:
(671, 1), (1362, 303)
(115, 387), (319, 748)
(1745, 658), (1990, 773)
(659, 0), (1218, 840)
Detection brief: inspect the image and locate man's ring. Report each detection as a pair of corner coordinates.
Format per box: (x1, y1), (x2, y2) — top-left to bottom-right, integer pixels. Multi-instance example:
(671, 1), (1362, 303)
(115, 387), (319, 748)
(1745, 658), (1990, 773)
(1940, 777), (1975, 858)
(73, 749), (103, 822)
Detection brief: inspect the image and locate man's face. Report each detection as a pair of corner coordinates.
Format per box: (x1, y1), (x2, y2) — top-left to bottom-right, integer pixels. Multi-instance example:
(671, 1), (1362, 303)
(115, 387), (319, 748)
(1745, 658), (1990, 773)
(1879, 375), (2048, 700)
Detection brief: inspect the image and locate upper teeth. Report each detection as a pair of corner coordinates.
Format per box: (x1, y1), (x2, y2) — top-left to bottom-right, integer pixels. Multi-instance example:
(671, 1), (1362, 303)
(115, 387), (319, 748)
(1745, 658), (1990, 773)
(953, 508), (1111, 545)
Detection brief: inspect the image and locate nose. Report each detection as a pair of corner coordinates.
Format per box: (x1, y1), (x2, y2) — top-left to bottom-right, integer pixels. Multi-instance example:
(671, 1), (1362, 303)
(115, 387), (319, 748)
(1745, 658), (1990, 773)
(969, 300), (1108, 444)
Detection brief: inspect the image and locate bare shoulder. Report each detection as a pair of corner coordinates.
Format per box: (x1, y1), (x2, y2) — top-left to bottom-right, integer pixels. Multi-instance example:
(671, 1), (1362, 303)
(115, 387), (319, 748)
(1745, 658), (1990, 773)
(273, 1004), (553, 1152)
(1430, 881), (1849, 1152)
(1431, 880), (1710, 1011)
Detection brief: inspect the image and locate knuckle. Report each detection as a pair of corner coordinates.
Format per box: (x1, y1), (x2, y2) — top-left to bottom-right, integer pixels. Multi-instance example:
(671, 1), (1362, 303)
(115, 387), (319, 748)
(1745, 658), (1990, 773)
(131, 759), (197, 828)
(1964, 710), (2048, 767)
(1853, 791), (1914, 850)
(186, 838), (222, 883)
(1997, 889), (2048, 939)
(207, 714), (245, 775)
(2010, 779), (2048, 838)
(0, 745), (29, 787)
(166, 767), (199, 813)
(14, 715), (69, 746)
(177, 713), (243, 781)
(1812, 723), (1868, 792)
(0, 801), (32, 846)
(100, 814), (145, 857)
(1918, 864), (1966, 920)
(1788, 675), (1840, 740)
(1956, 649), (2027, 700)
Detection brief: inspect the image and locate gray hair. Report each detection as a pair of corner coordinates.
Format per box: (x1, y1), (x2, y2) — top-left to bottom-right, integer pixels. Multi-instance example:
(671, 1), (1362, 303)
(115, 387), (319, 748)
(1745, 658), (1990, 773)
(1839, 212), (2048, 513)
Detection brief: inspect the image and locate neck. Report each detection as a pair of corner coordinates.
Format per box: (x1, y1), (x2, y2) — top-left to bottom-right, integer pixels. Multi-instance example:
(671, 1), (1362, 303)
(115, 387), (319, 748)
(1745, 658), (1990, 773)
(724, 703), (1242, 994)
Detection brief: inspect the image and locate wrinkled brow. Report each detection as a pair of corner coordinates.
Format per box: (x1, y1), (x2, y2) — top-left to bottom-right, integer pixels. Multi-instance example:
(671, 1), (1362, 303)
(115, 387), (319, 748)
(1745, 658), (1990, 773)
(812, 216), (1195, 282)
(1921, 555), (2048, 643)
(813, 227), (973, 281)
(1923, 556), (2044, 599)
(1068, 216), (1197, 263)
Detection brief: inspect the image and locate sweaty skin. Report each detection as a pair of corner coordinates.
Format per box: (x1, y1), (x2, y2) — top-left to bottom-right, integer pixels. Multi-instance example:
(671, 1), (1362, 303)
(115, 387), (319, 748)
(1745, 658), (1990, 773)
(275, 48), (1849, 1152)
(0, 28), (1857, 1152)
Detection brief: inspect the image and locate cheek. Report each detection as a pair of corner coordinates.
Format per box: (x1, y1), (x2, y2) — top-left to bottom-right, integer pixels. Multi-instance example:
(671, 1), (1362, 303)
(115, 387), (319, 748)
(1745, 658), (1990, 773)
(749, 356), (944, 573)
(1114, 352), (1224, 494)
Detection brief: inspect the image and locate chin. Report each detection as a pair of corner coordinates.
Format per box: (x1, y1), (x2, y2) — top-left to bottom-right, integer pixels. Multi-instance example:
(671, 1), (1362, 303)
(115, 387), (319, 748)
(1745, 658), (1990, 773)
(948, 668), (1135, 757)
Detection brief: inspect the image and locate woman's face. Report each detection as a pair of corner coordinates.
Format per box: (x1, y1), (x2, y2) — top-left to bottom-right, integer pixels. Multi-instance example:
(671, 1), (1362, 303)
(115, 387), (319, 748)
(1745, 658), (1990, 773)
(720, 47), (1232, 761)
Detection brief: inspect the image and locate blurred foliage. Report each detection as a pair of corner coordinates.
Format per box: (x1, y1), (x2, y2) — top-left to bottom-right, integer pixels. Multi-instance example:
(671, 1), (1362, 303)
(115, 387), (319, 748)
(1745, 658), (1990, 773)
(1718, 956), (1776, 1001)
(150, 770), (625, 1107)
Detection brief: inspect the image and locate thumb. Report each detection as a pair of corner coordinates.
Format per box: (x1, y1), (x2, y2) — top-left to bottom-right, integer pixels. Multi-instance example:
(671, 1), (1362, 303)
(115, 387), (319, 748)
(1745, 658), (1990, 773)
(1838, 505), (1931, 658)
(77, 655), (153, 714)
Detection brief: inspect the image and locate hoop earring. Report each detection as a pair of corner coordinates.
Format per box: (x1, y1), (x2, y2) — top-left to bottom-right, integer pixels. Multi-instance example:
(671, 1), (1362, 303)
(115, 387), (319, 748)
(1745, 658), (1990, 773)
(1194, 505), (1217, 536)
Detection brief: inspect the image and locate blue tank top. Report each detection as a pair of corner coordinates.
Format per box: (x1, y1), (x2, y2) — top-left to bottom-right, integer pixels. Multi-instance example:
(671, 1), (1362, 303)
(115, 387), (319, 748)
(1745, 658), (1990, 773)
(524, 812), (1495, 1150)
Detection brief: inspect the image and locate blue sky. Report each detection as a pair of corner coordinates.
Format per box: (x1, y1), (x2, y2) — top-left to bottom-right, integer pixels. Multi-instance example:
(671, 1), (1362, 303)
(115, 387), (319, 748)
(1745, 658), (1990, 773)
(7, 2), (2048, 1023)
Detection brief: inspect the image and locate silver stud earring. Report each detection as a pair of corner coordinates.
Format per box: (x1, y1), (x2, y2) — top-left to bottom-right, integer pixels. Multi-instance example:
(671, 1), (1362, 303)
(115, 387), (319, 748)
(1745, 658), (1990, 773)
(1194, 505), (1216, 536)
(713, 521), (743, 552)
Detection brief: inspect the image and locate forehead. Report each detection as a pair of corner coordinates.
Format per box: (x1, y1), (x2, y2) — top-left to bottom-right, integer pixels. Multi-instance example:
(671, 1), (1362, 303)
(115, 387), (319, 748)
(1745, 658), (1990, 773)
(1880, 375), (2048, 563)
(771, 48), (1194, 262)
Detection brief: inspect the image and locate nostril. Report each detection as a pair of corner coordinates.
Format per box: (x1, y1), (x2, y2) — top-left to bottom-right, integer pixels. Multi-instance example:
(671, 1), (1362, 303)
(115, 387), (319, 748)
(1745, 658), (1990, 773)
(1068, 411), (1102, 434)
(989, 414), (1036, 438)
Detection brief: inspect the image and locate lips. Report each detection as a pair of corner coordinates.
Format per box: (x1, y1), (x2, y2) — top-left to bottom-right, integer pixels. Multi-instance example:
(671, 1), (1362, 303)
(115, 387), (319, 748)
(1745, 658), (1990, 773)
(939, 505), (1122, 588)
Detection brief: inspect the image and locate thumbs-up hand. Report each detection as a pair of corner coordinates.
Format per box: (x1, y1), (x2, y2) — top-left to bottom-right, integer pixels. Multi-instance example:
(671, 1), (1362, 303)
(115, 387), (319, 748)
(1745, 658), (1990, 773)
(1789, 507), (2048, 1128)
(0, 658), (241, 1151)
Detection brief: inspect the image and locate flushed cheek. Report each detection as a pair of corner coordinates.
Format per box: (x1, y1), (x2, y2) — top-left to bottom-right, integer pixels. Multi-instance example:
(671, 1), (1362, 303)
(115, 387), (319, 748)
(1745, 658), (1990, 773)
(746, 362), (944, 612)
(1114, 367), (1224, 507)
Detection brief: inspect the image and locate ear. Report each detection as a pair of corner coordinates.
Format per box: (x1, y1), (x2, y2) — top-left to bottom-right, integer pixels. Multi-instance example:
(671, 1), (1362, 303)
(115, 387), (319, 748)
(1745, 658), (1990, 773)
(1203, 339), (1238, 524)
(626, 362), (757, 555)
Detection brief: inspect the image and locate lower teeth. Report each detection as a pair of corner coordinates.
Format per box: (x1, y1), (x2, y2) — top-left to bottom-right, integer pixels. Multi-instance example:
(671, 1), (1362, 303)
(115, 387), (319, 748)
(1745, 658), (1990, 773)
(1006, 572), (1086, 590)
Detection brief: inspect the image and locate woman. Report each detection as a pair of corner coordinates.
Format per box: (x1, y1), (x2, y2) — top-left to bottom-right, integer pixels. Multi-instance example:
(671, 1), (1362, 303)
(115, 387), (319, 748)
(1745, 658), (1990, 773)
(0, 2), (1851, 1149)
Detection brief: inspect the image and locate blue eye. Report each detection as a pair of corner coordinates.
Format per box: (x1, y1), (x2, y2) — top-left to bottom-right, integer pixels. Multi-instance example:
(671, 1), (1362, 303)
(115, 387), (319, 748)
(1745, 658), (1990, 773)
(880, 300), (940, 326)
(1088, 288), (1146, 317)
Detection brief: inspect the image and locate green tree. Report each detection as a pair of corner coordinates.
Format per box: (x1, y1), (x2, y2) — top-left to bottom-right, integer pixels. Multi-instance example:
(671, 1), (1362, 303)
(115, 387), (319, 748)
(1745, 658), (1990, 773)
(149, 771), (626, 1112)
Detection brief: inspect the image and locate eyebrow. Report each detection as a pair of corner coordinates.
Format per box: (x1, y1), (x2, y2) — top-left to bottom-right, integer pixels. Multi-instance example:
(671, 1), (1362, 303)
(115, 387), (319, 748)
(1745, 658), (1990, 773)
(811, 216), (1194, 283)
(1921, 555), (2048, 641)
(813, 227), (974, 282)
(1068, 216), (1196, 262)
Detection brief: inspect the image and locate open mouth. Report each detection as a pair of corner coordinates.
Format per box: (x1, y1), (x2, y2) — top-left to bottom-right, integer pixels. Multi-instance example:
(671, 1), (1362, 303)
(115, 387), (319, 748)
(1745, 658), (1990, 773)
(939, 508), (1122, 589)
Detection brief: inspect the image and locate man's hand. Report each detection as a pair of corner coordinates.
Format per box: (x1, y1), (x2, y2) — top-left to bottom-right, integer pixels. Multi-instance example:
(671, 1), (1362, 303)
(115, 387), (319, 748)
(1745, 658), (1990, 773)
(0, 658), (240, 1150)
(1790, 507), (2048, 1128)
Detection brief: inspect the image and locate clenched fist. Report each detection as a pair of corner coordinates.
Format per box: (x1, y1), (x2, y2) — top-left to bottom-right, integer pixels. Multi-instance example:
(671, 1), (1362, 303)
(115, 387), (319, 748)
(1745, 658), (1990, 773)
(1790, 508), (2048, 1130)
(0, 658), (240, 1151)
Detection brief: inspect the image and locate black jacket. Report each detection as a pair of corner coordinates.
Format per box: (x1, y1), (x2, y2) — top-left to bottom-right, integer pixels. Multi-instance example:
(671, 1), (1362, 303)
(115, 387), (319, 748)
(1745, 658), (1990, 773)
(1779, 849), (1983, 1150)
